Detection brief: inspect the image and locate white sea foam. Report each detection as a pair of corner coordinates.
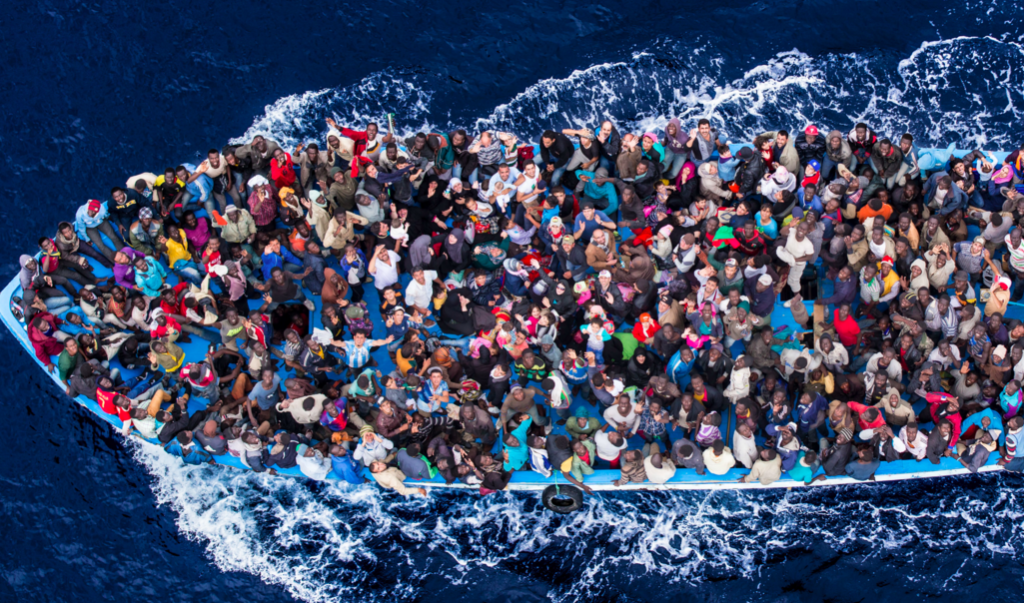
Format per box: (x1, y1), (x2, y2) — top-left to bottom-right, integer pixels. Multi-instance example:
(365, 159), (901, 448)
(145, 34), (1024, 601)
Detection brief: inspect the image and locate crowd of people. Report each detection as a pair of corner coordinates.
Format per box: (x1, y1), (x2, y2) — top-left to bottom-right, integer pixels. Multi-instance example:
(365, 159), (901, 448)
(14, 116), (1024, 498)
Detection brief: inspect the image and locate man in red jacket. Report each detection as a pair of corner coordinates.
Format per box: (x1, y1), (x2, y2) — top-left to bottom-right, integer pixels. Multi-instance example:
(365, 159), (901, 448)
(28, 312), (67, 372)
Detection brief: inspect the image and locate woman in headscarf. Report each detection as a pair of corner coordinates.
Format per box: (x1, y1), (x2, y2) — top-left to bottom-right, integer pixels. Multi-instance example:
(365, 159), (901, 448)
(671, 160), (700, 210)
(247, 175), (278, 232)
(626, 348), (657, 388)
(407, 234), (435, 273)
(442, 228), (471, 276)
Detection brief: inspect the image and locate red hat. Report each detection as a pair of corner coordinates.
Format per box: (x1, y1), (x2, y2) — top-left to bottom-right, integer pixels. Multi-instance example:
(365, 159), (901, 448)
(880, 255), (894, 266)
(87, 199), (102, 213)
(805, 124), (819, 136)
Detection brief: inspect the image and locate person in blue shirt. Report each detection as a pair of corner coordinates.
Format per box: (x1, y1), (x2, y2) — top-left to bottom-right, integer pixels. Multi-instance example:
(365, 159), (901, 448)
(165, 431), (214, 466)
(260, 238), (303, 281)
(502, 413), (533, 471)
(797, 183), (823, 214)
(58, 307), (100, 337)
(960, 407), (1005, 448)
(134, 256), (168, 297)
(844, 447), (880, 481)
(573, 202), (616, 244)
(175, 164), (214, 220)
(575, 169), (619, 216)
(329, 445), (366, 484)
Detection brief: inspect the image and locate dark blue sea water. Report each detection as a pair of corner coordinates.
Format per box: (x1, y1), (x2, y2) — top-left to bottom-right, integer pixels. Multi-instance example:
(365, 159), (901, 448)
(3, 1), (1024, 601)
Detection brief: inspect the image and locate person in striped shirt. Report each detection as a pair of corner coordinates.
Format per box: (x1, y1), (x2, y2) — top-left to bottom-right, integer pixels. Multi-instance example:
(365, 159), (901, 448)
(999, 417), (1024, 472)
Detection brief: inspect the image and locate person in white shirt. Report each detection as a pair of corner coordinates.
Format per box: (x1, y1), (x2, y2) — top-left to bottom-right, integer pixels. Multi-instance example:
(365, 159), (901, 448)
(602, 396), (640, 437)
(296, 444), (332, 481)
(368, 245), (402, 291)
(644, 452), (677, 484)
(778, 221), (815, 301)
(898, 423), (929, 460)
(703, 440), (736, 475)
(353, 427), (395, 466)
(594, 429), (628, 467)
(405, 268), (441, 325)
(732, 422), (759, 469)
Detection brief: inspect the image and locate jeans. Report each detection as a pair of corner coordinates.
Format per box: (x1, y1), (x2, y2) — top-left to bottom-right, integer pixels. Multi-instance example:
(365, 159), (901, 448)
(638, 429), (671, 450)
(85, 222), (124, 262)
(535, 156), (567, 186)
(661, 147), (689, 179)
(44, 295), (74, 315)
(126, 371), (162, 400)
(75, 240), (115, 268)
(438, 336), (473, 354)
(172, 260), (204, 286)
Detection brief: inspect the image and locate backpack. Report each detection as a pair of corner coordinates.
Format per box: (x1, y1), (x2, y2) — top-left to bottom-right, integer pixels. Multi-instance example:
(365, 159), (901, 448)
(516, 146), (535, 172)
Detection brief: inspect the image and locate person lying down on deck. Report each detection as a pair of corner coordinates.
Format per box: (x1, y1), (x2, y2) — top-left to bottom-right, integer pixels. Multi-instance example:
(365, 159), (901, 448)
(15, 118), (1024, 495)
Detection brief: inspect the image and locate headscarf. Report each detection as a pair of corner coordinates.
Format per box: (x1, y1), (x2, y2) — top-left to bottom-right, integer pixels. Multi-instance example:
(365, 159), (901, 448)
(675, 161), (698, 187)
(409, 235), (433, 270)
(19, 255), (37, 290)
(445, 228), (466, 265)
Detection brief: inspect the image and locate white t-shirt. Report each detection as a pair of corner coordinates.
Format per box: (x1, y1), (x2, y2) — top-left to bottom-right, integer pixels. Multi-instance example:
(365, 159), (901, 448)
(405, 270), (438, 309)
(785, 232), (814, 266)
(602, 406), (638, 434)
(372, 250), (401, 290)
(594, 430), (628, 460)
(203, 155), (230, 178)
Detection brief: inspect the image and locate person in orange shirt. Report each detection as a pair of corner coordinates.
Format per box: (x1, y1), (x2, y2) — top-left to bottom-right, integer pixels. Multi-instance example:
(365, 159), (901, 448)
(856, 196), (893, 224)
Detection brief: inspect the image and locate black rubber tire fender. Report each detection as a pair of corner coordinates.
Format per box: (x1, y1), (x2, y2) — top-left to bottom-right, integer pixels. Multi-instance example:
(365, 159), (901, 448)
(541, 484), (584, 514)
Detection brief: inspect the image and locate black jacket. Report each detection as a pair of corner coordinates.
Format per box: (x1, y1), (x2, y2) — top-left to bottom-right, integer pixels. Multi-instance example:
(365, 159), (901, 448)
(736, 155), (766, 198)
(794, 134), (827, 166)
(540, 132), (574, 169)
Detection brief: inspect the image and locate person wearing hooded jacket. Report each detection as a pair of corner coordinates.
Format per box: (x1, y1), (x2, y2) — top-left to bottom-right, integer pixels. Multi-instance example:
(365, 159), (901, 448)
(847, 123), (878, 168)
(734, 147), (766, 198)
(794, 125), (827, 167)
(761, 166), (798, 198)
(822, 130), (854, 181)
(698, 161), (734, 203)
(923, 172), (969, 216)
(871, 139), (906, 189)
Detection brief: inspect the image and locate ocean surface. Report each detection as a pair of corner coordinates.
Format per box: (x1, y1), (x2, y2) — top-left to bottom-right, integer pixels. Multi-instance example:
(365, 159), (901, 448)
(3, 1), (1024, 601)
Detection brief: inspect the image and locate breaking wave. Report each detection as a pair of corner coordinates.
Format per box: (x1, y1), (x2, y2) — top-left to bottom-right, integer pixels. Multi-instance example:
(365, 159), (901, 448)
(153, 34), (1024, 601)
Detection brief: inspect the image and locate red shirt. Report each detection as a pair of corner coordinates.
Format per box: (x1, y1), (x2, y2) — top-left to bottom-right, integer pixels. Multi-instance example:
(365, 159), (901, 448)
(97, 388), (131, 422)
(833, 309), (861, 348)
(847, 401), (885, 431)
(270, 156), (296, 189)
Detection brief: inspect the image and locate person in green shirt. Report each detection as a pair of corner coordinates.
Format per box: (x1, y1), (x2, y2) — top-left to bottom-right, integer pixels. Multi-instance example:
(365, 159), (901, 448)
(58, 337), (86, 390)
(565, 407), (601, 441)
(787, 451), (827, 485)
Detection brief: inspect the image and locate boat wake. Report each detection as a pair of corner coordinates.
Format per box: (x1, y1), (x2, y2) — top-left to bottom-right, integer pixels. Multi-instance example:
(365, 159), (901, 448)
(151, 34), (1024, 601)
(136, 438), (1024, 602)
(236, 36), (1024, 151)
